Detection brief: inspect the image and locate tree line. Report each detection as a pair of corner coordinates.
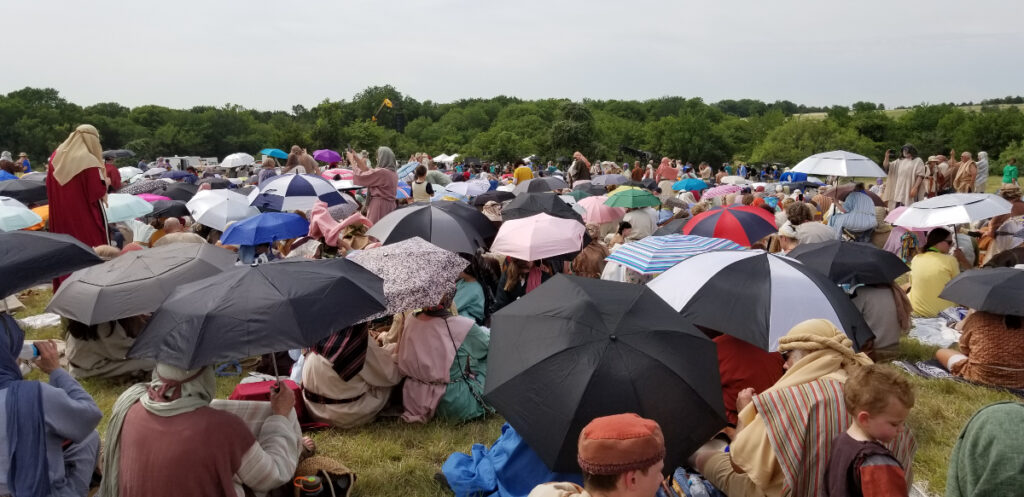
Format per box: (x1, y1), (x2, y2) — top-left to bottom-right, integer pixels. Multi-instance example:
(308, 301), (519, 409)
(2, 86), (1023, 173)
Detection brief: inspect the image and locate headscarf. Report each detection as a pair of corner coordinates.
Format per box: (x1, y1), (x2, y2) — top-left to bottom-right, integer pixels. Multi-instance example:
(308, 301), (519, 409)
(947, 401), (1024, 497)
(311, 323), (370, 381)
(1, 313), (49, 497)
(0, 151), (11, 162)
(976, 151), (990, 192)
(51, 124), (107, 186)
(376, 146), (397, 172)
(100, 363), (216, 497)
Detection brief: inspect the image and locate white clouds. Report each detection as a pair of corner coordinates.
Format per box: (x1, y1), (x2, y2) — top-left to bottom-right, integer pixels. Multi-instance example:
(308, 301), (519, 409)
(3, 0), (1020, 109)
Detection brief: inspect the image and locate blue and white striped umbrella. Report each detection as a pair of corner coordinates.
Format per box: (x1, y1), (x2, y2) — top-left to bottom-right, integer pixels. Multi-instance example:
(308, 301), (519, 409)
(606, 234), (744, 275)
(249, 174), (344, 212)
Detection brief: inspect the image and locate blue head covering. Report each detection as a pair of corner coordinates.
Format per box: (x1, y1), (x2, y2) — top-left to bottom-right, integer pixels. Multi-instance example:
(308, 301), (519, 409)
(0, 313), (49, 497)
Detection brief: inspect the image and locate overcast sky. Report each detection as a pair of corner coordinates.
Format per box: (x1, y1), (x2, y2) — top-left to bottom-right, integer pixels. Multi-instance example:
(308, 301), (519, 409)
(4, 0), (1019, 111)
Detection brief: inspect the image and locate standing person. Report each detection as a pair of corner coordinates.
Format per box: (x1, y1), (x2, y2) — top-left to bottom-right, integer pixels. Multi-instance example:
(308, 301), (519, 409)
(350, 147), (398, 223)
(527, 413), (666, 497)
(950, 150), (978, 193)
(513, 159), (534, 185)
(1003, 157), (1019, 186)
(46, 124), (110, 288)
(18, 152), (30, 173)
(411, 165), (434, 202)
(103, 155), (122, 192)
(699, 162), (713, 182)
(568, 151), (591, 184)
(0, 314), (103, 497)
(882, 145), (927, 209)
(974, 151), (990, 193)
(654, 157), (678, 198)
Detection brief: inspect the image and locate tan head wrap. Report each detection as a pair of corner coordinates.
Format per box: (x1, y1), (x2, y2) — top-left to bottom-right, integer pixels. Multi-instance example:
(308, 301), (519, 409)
(52, 124), (107, 186)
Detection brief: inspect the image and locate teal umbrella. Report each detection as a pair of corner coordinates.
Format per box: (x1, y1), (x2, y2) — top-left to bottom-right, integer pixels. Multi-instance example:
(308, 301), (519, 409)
(104, 194), (155, 223)
(259, 148), (288, 159)
(604, 189), (661, 208)
(0, 206), (41, 232)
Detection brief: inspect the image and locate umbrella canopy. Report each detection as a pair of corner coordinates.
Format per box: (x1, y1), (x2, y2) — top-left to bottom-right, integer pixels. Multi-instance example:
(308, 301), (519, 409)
(652, 218), (689, 236)
(348, 237), (468, 316)
(502, 193), (583, 223)
(606, 234), (745, 275)
(566, 189), (594, 202)
(0, 206), (42, 232)
(591, 174), (628, 186)
(490, 213), (585, 261)
(366, 202), (496, 254)
(788, 240), (909, 286)
(321, 168), (354, 182)
(702, 184), (743, 199)
(648, 250), (874, 351)
(940, 267), (1024, 316)
(604, 189), (661, 208)
(259, 148), (289, 159)
(143, 168), (166, 178)
(160, 170), (192, 180)
(48, 243), (237, 324)
(673, 179), (708, 192)
(472, 190), (515, 206)
(720, 176), (751, 185)
(0, 196), (26, 209)
(149, 200), (190, 219)
(444, 179), (491, 197)
(513, 177), (569, 195)
(104, 193), (154, 223)
(157, 182), (198, 202)
(782, 181), (825, 192)
(486, 274), (726, 472)
(19, 172), (46, 182)
(221, 152), (255, 168)
(220, 212), (309, 246)
(823, 184), (885, 207)
(312, 149), (342, 163)
(792, 150), (887, 178)
(129, 258), (387, 369)
(197, 177), (232, 189)
(0, 171), (17, 182)
(118, 179), (165, 195)
(577, 196), (626, 225)
(0, 231), (103, 298)
(137, 193), (171, 203)
(607, 185), (645, 197)
(186, 190), (260, 231)
(0, 180), (46, 205)
(102, 149), (135, 159)
(250, 174), (345, 212)
(893, 193), (1012, 228)
(572, 183), (607, 196)
(118, 167), (144, 182)
(683, 206), (777, 247)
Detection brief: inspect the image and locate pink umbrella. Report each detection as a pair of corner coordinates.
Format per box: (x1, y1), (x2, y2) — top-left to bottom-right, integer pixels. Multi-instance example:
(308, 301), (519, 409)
(702, 184), (743, 199)
(490, 213), (585, 261)
(321, 169), (354, 181)
(578, 195), (626, 224)
(137, 193), (172, 203)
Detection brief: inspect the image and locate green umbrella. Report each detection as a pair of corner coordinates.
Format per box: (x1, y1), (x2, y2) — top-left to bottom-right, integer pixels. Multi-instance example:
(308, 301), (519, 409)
(604, 189), (661, 208)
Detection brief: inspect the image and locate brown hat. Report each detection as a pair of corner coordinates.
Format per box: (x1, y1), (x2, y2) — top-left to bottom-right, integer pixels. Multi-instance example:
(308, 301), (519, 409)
(576, 413), (665, 475)
(927, 155), (939, 163)
(999, 183), (1022, 200)
(18, 152), (27, 157)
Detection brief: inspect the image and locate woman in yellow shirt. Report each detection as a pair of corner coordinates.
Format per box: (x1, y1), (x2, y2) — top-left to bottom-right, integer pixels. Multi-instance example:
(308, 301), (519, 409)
(907, 228), (970, 317)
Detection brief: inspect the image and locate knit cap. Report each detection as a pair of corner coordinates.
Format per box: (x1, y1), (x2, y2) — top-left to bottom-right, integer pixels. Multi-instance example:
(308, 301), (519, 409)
(576, 413), (665, 475)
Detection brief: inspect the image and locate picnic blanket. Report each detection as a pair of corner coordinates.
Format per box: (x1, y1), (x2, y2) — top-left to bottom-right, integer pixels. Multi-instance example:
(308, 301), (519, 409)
(909, 316), (961, 348)
(892, 359), (1024, 399)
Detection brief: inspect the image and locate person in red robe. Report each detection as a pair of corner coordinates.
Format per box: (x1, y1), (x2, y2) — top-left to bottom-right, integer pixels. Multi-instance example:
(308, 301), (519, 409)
(713, 333), (785, 426)
(103, 156), (122, 192)
(46, 124), (110, 290)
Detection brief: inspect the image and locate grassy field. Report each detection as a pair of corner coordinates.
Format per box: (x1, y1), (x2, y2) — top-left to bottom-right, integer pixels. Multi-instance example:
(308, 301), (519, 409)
(11, 289), (1019, 496)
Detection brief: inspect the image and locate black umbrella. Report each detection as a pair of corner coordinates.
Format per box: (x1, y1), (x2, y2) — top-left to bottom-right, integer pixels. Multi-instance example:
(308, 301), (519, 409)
(502, 193), (583, 223)
(157, 182), (198, 202)
(572, 182), (606, 196)
(365, 202), (496, 254)
(0, 180), (47, 205)
(472, 190), (515, 206)
(102, 149), (135, 159)
(940, 268), (1024, 316)
(486, 274), (726, 472)
(513, 177), (569, 195)
(0, 231), (103, 298)
(129, 258), (387, 369)
(149, 200), (190, 218)
(198, 177), (231, 189)
(788, 241), (909, 286)
(652, 218), (689, 236)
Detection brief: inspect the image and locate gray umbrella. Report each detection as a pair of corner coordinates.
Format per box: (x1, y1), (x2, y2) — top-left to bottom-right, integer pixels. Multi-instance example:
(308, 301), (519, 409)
(47, 243), (237, 324)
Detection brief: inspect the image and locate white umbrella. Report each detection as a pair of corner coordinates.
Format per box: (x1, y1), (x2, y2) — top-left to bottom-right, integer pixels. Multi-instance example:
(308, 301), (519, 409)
(119, 167), (143, 182)
(186, 190), (260, 231)
(444, 179), (490, 197)
(791, 150), (886, 178)
(720, 176), (750, 185)
(221, 152), (256, 168)
(0, 196), (27, 209)
(0, 206), (42, 232)
(104, 194), (155, 223)
(893, 193), (1012, 228)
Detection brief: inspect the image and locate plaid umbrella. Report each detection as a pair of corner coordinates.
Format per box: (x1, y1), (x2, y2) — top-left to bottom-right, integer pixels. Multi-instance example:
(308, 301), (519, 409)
(606, 234), (745, 275)
(348, 237), (468, 317)
(683, 206), (777, 247)
(702, 184), (743, 199)
(604, 189), (661, 208)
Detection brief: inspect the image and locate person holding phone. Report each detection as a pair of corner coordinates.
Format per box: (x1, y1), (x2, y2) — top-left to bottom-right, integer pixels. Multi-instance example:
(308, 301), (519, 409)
(349, 147), (399, 223)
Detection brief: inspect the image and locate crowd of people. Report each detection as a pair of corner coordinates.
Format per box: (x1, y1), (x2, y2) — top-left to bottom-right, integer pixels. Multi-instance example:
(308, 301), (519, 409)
(2, 127), (1024, 497)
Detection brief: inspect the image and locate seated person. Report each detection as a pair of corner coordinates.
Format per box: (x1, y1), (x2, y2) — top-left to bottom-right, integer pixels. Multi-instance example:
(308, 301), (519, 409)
(397, 294), (490, 423)
(528, 413), (665, 497)
(828, 183), (878, 242)
(850, 284), (912, 360)
(0, 314), (102, 497)
(936, 311), (1024, 389)
(786, 202), (839, 243)
(694, 319), (915, 497)
(302, 323), (401, 429)
(710, 332), (784, 428)
(101, 362), (302, 497)
(947, 401), (1024, 496)
(907, 228), (970, 317)
(65, 316), (155, 379)
(825, 364), (915, 497)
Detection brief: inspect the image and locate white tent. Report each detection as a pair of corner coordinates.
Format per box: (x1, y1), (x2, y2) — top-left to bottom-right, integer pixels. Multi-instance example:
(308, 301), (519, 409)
(433, 153), (458, 164)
